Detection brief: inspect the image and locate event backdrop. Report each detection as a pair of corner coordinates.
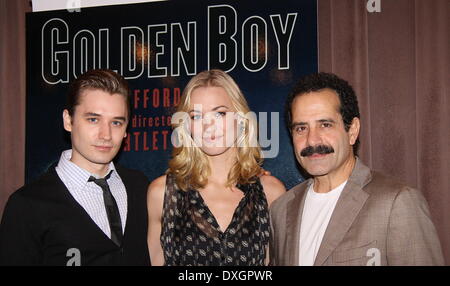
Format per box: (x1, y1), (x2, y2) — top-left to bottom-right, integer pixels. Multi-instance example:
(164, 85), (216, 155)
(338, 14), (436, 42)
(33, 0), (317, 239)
(26, 0), (318, 187)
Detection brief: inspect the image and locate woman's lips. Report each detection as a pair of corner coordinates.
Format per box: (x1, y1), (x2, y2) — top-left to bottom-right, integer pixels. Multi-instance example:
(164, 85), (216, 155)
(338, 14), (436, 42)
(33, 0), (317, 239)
(202, 135), (223, 143)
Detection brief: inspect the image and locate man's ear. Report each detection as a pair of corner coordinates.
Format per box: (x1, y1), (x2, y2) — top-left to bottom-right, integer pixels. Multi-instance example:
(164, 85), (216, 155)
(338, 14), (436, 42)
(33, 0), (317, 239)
(63, 109), (72, 132)
(349, 117), (360, 145)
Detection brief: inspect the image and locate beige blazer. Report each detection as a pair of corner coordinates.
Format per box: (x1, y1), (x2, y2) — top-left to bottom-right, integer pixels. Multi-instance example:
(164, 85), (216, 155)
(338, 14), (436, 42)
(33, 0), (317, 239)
(269, 158), (444, 266)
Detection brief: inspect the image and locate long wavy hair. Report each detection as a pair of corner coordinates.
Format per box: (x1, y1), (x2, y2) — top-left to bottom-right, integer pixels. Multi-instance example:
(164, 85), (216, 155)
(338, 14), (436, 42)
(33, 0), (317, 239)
(168, 69), (262, 191)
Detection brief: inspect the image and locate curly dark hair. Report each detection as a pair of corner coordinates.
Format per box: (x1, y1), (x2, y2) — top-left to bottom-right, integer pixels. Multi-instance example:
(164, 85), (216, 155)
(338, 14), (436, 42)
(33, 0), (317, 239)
(285, 72), (360, 155)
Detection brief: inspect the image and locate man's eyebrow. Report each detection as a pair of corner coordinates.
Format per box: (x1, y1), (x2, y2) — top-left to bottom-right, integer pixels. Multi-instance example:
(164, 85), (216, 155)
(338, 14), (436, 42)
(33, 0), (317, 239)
(291, 122), (307, 126)
(83, 113), (126, 121)
(290, 122), (307, 130)
(84, 112), (101, 117)
(317, 118), (336, 123)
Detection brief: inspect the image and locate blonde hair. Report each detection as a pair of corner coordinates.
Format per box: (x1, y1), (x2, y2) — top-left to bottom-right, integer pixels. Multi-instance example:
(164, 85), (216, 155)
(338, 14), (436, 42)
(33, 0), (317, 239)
(168, 69), (262, 191)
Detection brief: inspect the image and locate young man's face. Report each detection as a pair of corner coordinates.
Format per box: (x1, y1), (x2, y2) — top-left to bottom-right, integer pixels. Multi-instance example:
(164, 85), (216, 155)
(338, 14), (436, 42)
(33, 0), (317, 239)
(63, 89), (128, 175)
(290, 89), (359, 178)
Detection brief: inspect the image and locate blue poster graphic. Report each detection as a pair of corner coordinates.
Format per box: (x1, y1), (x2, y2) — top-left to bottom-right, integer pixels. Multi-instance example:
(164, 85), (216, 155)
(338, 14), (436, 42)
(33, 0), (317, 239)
(26, 0), (317, 188)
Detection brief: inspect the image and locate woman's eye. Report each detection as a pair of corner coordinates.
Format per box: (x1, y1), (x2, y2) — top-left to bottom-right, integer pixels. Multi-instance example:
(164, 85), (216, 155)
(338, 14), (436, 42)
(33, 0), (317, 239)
(190, 114), (201, 120)
(215, 111), (226, 118)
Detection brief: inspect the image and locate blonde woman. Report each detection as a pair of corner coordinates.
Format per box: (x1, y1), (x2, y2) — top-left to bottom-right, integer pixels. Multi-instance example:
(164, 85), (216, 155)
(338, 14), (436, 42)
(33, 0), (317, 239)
(147, 70), (285, 266)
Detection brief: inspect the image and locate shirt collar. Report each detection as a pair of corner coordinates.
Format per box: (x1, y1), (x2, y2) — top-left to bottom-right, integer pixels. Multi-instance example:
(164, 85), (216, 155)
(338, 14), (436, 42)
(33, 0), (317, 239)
(56, 149), (118, 189)
(309, 179), (348, 196)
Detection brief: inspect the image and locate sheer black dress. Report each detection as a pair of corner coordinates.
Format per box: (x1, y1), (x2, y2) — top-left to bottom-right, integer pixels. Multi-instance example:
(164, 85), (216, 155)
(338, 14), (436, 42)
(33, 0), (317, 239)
(160, 173), (270, 266)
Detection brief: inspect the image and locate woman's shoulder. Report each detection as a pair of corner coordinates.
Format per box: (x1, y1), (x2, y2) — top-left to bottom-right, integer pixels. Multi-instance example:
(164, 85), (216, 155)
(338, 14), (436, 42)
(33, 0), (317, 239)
(259, 175), (286, 206)
(147, 174), (167, 199)
(149, 174), (167, 188)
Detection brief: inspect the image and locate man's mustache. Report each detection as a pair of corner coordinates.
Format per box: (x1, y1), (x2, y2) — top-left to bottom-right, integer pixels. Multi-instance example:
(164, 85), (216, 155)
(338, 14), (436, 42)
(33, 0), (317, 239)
(300, 145), (335, 157)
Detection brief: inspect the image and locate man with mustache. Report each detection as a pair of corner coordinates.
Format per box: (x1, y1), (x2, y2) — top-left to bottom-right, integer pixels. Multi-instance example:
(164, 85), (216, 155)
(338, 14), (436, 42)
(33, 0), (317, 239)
(0, 69), (150, 265)
(269, 72), (444, 265)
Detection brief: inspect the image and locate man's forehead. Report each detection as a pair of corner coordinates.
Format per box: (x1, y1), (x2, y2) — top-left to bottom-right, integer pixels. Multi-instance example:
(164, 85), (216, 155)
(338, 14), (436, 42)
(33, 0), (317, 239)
(78, 88), (125, 101)
(73, 90), (128, 116)
(293, 89), (340, 109)
(292, 99), (343, 125)
(294, 88), (339, 102)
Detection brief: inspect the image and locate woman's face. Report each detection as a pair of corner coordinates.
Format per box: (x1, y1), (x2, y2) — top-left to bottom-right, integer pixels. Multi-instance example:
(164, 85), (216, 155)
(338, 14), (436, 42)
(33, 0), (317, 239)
(188, 86), (240, 156)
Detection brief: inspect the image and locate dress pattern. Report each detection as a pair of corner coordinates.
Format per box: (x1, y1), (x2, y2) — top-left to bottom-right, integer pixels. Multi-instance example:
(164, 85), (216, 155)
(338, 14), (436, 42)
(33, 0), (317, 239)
(160, 173), (270, 266)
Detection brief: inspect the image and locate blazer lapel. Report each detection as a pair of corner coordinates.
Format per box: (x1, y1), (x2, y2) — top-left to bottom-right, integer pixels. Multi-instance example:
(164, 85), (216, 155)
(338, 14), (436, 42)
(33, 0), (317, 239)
(51, 168), (120, 246)
(285, 181), (310, 265)
(313, 158), (372, 266)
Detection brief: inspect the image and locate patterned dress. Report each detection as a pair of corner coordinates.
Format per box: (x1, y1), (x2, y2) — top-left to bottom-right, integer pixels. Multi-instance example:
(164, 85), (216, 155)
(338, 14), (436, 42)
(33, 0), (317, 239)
(160, 173), (270, 266)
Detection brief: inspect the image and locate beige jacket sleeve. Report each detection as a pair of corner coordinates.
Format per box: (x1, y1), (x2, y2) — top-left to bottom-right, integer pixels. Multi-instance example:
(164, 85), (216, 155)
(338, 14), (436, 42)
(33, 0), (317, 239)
(386, 187), (444, 265)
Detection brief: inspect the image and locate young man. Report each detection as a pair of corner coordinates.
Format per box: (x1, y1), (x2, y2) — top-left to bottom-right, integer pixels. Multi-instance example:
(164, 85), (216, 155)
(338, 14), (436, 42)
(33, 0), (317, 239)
(269, 72), (444, 266)
(0, 69), (150, 266)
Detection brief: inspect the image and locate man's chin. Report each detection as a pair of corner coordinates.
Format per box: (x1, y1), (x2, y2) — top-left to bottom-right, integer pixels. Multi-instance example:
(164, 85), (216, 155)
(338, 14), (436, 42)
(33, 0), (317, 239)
(307, 170), (330, 177)
(301, 163), (330, 177)
(89, 155), (115, 165)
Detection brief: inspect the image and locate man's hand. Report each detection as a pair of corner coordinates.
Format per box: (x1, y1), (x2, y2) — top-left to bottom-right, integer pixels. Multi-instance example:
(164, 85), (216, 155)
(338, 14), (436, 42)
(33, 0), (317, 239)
(258, 168), (271, 177)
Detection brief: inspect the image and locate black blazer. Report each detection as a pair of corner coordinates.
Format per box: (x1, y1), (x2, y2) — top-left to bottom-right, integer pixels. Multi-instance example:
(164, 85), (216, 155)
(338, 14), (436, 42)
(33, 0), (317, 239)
(0, 165), (151, 266)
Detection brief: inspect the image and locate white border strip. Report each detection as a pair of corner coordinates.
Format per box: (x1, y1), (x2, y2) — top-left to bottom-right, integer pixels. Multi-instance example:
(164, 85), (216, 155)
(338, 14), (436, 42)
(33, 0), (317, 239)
(32, 0), (167, 12)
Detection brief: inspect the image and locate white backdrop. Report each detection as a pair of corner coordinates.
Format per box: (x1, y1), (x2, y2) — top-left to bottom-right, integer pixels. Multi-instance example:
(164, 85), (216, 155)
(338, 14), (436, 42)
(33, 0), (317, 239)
(32, 0), (166, 12)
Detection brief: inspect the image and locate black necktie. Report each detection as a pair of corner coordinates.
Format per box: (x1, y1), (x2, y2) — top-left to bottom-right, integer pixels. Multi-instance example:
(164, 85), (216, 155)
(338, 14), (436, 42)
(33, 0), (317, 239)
(88, 170), (123, 246)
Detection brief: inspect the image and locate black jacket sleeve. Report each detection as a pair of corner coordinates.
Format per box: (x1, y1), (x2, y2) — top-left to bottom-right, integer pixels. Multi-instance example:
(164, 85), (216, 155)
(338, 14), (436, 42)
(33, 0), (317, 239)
(0, 191), (43, 265)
